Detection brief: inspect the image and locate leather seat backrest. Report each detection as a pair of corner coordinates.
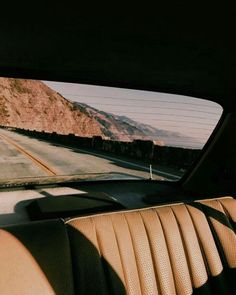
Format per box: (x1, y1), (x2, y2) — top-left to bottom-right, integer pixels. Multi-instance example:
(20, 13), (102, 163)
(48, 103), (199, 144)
(67, 197), (236, 295)
(0, 220), (75, 295)
(0, 229), (55, 295)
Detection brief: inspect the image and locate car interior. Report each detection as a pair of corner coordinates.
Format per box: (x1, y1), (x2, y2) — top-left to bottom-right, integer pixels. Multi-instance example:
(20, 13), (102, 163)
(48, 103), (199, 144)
(0, 4), (235, 295)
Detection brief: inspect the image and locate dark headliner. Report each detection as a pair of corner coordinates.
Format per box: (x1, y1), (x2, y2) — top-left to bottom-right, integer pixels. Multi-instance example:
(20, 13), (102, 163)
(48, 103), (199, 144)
(0, 4), (235, 110)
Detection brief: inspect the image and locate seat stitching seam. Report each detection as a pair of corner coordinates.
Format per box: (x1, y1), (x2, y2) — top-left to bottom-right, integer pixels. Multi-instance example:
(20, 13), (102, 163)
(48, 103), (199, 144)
(64, 224), (77, 295)
(139, 210), (160, 294)
(218, 201), (230, 218)
(110, 216), (128, 292)
(217, 201), (235, 232)
(92, 217), (111, 295)
(123, 213), (143, 294)
(185, 204), (211, 277)
(170, 206), (194, 287)
(196, 203), (229, 269)
(154, 208), (177, 294)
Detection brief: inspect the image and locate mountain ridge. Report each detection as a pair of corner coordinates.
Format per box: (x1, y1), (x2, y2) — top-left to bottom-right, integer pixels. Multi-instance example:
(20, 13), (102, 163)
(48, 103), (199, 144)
(72, 102), (201, 148)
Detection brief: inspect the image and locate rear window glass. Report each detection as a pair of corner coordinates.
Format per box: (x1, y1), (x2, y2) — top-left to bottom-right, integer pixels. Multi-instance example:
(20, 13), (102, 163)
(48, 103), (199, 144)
(0, 78), (223, 183)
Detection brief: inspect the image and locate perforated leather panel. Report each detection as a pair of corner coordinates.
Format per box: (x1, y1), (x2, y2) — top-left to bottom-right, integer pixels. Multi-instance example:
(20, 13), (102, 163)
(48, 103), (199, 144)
(0, 230), (55, 295)
(67, 197), (236, 295)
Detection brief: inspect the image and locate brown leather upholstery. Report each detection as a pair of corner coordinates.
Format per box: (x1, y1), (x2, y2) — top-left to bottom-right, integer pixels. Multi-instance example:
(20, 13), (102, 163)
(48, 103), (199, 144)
(0, 220), (75, 295)
(0, 197), (235, 294)
(0, 229), (55, 295)
(67, 197), (236, 295)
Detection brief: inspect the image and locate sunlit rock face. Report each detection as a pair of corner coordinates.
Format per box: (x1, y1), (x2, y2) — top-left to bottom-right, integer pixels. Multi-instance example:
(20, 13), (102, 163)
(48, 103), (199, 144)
(0, 78), (164, 143)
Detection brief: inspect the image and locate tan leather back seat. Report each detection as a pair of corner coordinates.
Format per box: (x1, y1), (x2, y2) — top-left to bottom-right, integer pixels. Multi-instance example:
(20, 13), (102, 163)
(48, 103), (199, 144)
(0, 197), (235, 294)
(67, 197), (236, 295)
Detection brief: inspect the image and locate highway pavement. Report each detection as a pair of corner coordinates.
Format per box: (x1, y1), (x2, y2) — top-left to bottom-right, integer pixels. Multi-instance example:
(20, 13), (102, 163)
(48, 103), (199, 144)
(0, 129), (180, 182)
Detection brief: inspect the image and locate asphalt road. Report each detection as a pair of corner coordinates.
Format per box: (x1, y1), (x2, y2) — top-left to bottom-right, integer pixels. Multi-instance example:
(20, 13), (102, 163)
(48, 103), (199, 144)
(0, 129), (180, 181)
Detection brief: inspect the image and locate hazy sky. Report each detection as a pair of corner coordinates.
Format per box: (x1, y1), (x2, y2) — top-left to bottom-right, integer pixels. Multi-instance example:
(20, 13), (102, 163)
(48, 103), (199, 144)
(44, 81), (223, 147)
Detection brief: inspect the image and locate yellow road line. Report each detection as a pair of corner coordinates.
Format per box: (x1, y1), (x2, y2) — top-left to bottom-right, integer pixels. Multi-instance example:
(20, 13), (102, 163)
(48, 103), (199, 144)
(0, 133), (57, 176)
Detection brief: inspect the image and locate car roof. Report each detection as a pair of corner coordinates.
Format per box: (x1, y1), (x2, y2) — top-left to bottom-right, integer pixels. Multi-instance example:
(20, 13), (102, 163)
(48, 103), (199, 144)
(0, 4), (235, 110)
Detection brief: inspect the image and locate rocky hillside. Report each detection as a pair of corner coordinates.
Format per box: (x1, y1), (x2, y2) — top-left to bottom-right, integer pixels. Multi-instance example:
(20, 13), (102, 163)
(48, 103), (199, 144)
(0, 78), (163, 141)
(0, 78), (103, 136)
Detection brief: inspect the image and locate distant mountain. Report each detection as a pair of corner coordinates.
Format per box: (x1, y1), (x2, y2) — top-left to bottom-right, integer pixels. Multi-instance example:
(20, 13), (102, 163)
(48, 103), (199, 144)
(72, 102), (163, 142)
(0, 78), (201, 148)
(72, 102), (202, 148)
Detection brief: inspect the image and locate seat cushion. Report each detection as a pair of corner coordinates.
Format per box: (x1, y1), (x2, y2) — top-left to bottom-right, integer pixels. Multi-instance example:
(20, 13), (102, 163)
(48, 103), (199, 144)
(0, 220), (75, 295)
(67, 197), (236, 295)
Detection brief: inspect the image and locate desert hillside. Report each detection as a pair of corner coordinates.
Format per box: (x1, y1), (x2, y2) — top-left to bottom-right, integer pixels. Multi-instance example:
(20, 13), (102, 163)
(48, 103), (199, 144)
(0, 78), (103, 136)
(0, 78), (163, 142)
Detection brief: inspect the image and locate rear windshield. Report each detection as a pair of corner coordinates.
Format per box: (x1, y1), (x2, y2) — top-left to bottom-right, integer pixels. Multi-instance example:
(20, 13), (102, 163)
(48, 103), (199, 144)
(0, 78), (223, 183)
